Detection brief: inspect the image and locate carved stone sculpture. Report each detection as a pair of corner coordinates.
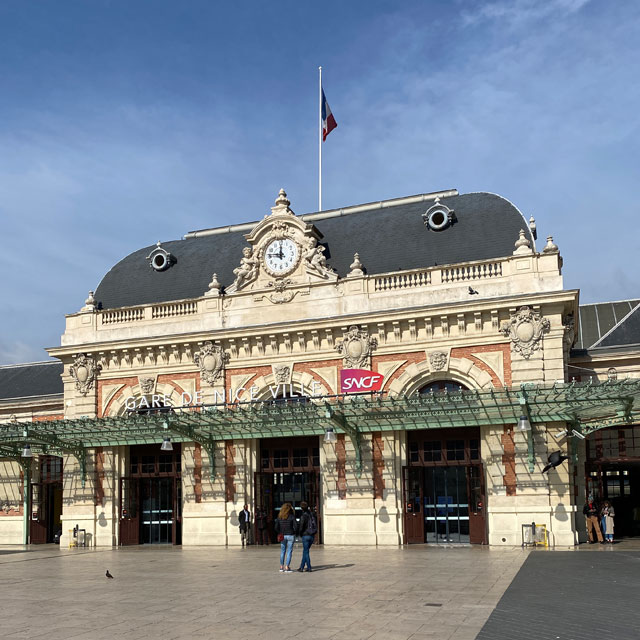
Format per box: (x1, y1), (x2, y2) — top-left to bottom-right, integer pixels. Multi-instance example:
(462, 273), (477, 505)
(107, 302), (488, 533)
(429, 351), (448, 372)
(69, 354), (101, 396)
(563, 314), (576, 352)
(138, 376), (156, 395)
(267, 278), (296, 304)
(303, 237), (336, 279)
(336, 326), (378, 369)
(274, 365), (291, 384)
(229, 247), (259, 292)
(500, 306), (550, 359)
(194, 342), (229, 386)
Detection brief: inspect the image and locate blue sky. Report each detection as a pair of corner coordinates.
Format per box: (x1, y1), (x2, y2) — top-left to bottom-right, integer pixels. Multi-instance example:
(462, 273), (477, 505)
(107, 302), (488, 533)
(0, 0), (638, 364)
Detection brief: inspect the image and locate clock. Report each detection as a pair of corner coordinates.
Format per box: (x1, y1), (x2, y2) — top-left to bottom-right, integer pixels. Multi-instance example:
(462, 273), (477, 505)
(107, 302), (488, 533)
(264, 238), (299, 275)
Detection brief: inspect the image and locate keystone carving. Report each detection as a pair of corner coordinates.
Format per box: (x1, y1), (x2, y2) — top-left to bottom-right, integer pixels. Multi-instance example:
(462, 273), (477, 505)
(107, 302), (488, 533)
(336, 326), (378, 369)
(194, 342), (229, 386)
(69, 354), (101, 396)
(273, 365), (291, 384)
(429, 351), (448, 372)
(500, 306), (550, 359)
(138, 376), (156, 395)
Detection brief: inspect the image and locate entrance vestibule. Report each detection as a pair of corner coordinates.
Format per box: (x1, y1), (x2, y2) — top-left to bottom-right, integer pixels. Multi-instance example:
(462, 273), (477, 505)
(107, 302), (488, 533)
(586, 425), (640, 539)
(119, 444), (182, 545)
(30, 456), (63, 544)
(403, 428), (486, 545)
(255, 436), (321, 543)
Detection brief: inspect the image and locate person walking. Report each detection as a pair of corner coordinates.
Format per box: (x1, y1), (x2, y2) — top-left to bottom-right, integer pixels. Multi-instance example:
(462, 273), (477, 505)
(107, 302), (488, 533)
(274, 502), (297, 573)
(600, 500), (615, 543)
(297, 501), (317, 573)
(238, 504), (251, 548)
(583, 496), (604, 544)
(256, 507), (269, 545)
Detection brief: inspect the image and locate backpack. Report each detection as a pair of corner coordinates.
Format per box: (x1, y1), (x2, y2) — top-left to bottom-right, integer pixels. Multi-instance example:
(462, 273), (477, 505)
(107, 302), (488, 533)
(305, 511), (318, 535)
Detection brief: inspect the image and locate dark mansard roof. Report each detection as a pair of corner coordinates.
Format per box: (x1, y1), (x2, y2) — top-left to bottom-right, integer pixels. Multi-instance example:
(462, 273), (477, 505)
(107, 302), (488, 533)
(93, 190), (534, 310)
(0, 361), (63, 401)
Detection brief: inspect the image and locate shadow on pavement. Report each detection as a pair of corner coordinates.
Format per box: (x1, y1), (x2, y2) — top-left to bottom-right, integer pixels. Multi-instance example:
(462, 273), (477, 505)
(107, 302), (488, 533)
(310, 563), (354, 571)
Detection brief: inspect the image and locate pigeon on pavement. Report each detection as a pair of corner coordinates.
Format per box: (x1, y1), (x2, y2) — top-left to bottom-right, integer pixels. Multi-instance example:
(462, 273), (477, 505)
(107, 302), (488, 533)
(106, 570), (114, 579)
(542, 450), (568, 473)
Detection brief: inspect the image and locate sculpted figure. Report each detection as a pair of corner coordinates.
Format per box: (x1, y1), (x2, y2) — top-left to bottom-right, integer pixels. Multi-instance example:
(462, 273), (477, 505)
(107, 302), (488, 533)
(232, 247), (259, 290)
(303, 237), (334, 278)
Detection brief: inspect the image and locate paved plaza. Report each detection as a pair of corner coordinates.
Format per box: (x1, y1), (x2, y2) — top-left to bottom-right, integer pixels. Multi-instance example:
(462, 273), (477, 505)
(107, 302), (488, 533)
(0, 543), (638, 640)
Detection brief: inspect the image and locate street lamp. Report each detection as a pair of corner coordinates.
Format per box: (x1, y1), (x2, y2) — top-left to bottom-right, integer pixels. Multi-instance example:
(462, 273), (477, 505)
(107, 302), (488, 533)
(21, 443), (33, 458)
(324, 427), (337, 444)
(517, 415), (531, 432)
(160, 436), (173, 452)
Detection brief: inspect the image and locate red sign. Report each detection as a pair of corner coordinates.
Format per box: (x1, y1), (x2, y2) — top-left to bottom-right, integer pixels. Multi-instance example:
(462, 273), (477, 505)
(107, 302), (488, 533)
(340, 369), (384, 394)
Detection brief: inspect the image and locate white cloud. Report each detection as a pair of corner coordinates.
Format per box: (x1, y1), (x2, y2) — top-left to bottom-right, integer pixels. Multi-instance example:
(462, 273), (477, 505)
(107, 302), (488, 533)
(461, 0), (591, 28)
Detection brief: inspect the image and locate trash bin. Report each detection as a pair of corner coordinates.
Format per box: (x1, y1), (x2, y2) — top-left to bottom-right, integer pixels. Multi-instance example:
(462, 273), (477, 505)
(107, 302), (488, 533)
(68, 529), (77, 548)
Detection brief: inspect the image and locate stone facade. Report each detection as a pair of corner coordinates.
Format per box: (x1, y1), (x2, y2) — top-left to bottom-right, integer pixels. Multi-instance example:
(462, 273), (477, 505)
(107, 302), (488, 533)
(1, 189), (635, 548)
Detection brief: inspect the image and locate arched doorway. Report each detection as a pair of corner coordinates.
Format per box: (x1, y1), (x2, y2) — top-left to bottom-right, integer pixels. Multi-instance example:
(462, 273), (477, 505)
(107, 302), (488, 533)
(403, 381), (487, 544)
(119, 398), (182, 546)
(254, 392), (322, 544)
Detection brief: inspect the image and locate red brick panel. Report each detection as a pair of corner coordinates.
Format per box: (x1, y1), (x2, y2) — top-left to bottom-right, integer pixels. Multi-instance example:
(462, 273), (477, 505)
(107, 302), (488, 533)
(501, 427), (516, 496)
(225, 442), (236, 503)
(375, 351), (426, 393)
(32, 414), (64, 422)
(451, 343), (512, 387)
(336, 434), (346, 499)
(95, 447), (105, 506)
(193, 443), (202, 504)
(372, 432), (385, 499)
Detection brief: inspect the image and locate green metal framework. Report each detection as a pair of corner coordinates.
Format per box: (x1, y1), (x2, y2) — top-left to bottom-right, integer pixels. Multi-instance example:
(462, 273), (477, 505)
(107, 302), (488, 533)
(1, 380), (639, 482)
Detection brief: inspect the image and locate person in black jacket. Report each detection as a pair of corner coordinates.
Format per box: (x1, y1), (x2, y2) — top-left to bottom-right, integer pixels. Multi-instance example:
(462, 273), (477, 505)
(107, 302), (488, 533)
(297, 501), (315, 572)
(274, 502), (297, 572)
(238, 504), (251, 548)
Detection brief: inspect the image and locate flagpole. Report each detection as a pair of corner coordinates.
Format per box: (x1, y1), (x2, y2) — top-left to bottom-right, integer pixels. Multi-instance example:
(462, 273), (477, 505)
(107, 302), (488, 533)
(318, 65), (322, 212)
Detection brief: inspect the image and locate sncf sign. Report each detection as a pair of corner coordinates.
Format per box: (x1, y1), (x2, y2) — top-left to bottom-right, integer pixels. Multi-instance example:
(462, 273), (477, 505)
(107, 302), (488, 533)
(340, 368), (384, 393)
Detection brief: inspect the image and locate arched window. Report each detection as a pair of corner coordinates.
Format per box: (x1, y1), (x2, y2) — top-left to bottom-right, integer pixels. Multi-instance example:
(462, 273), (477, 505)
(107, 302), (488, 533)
(418, 380), (468, 394)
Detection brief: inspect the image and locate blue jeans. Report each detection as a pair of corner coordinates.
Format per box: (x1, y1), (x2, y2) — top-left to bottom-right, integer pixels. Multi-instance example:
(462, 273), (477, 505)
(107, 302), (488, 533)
(280, 535), (295, 567)
(299, 534), (314, 569)
(601, 517), (607, 535)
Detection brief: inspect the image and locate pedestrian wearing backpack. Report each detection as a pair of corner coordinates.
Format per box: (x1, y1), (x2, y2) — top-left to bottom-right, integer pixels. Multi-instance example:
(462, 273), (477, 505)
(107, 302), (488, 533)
(297, 501), (316, 572)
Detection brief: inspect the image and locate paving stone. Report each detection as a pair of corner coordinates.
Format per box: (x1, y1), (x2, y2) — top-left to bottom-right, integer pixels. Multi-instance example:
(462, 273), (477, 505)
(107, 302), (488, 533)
(0, 543), (523, 640)
(477, 544), (640, 640)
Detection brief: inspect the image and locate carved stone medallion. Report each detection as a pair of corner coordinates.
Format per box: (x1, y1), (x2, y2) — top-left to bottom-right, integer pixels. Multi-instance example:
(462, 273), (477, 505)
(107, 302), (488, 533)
(500, 306), (550, 359)
(336, 326), (378, 369)
(69, 354), (101, 396)
(429, 351), (448, 372)
(194, 342), (229, 386)
(267, 278), (297, 304)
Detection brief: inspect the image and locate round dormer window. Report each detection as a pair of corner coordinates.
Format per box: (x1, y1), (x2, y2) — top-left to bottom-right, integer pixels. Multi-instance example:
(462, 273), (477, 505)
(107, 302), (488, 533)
(152, 252), (169, 271)
(423, 201), (454, 231)
(146, 242), (175, 272)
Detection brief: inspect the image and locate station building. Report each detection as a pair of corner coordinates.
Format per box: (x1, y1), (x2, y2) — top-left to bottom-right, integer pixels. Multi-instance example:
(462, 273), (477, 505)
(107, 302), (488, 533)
(0, 188), (638, 548)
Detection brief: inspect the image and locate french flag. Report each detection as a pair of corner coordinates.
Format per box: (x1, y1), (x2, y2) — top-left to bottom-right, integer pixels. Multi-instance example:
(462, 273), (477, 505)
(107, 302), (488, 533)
(321, 89), (337, 141)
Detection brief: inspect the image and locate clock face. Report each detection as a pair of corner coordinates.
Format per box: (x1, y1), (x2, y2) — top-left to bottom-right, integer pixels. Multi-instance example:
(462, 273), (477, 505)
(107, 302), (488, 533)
(264, 239), (299, 275)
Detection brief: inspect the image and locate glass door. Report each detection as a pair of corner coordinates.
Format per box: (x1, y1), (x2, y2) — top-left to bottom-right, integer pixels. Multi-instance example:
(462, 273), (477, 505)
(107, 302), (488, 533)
(140, 478), (174, 544)
(424, 467), (470, 544)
